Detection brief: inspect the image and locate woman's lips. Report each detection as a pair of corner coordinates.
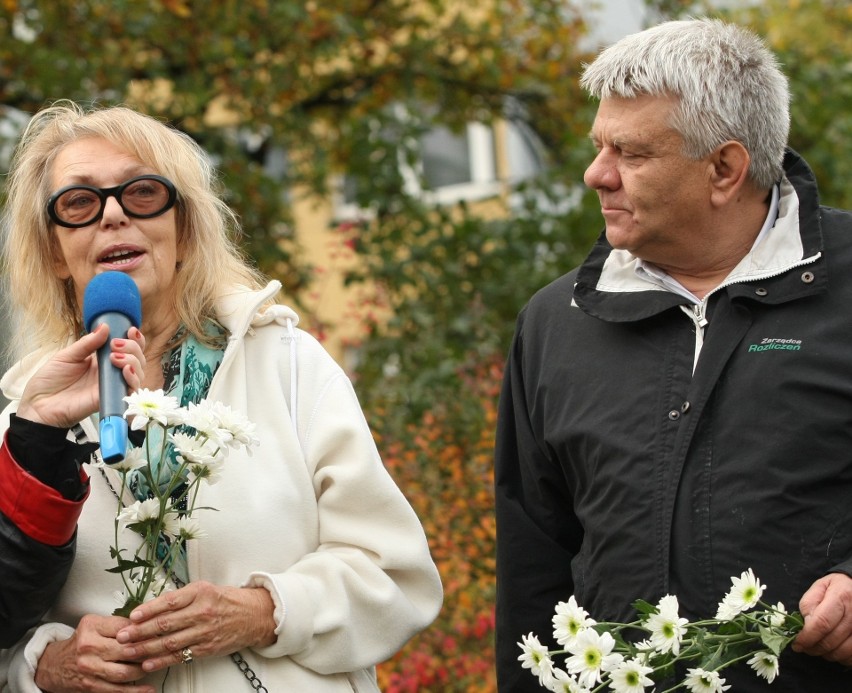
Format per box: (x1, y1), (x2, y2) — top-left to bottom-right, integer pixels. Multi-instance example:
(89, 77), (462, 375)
(98, 247), (144, 269)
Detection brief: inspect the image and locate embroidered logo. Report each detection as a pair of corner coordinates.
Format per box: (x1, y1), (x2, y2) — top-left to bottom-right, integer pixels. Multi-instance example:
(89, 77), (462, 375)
(747, 337), (802, 353)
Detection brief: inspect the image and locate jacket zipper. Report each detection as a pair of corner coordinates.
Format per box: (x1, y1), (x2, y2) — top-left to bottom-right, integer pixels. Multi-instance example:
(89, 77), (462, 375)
(680, 252), (821, 374)
(680, 303), (708, 375)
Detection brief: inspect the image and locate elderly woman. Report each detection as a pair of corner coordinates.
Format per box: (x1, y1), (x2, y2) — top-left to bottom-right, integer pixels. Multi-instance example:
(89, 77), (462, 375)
(0, 103), (442, 692)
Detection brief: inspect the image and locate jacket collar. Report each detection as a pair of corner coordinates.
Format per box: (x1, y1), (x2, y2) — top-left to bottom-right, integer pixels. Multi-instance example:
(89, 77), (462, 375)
(573, 149), (825, 323)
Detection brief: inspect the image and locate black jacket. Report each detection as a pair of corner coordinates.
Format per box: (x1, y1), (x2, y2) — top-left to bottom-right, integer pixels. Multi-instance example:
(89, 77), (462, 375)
(0, 417), (92, 647)
(0, 512), (75, 648)
(495, 151), (852, 691)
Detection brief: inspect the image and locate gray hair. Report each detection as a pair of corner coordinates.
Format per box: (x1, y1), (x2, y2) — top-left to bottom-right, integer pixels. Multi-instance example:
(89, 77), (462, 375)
(580, 18), (790, 189)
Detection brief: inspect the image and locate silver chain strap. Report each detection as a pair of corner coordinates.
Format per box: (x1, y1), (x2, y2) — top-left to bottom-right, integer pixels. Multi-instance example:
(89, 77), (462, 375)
(231, 652), (270, 692)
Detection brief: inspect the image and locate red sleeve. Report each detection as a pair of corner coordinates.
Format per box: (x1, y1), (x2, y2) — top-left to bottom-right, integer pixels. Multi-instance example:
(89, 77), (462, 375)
(0, 431), (90, 546)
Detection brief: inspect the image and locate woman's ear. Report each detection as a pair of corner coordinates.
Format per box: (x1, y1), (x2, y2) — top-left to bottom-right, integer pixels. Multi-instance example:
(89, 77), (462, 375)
(52, 245), (71, 280)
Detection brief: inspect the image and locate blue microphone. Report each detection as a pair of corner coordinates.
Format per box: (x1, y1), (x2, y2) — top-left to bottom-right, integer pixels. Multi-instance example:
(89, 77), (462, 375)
(82, 272), (142, 464)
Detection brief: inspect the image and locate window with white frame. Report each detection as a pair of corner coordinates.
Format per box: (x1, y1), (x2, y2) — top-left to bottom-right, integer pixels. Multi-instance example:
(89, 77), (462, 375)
(333, 108), (547, 219)
(418, 122), (499, 204)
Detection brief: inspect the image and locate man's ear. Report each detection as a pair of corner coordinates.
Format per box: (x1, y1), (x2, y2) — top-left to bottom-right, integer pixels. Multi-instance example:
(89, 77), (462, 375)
(709, 140), (752, 207)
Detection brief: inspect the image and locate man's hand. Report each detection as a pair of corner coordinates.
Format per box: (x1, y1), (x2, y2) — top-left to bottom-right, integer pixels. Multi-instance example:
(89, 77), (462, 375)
(793, 572), (852, 666)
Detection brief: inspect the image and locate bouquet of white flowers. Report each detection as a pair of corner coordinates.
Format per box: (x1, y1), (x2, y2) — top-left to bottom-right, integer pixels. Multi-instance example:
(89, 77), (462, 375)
(518, 569), (804, 692)
(104, 388), (258, 617)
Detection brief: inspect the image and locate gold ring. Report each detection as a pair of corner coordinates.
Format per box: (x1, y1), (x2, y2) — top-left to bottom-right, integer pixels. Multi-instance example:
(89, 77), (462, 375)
(180, 647), (193, 664)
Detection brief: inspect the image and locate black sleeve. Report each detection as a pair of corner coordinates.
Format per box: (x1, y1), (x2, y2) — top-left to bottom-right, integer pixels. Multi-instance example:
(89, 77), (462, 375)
(0, 415), (97, 645)
(0, 511), (75, 647)
(7, 414), (97, 501)
(494, 317), (583, 692)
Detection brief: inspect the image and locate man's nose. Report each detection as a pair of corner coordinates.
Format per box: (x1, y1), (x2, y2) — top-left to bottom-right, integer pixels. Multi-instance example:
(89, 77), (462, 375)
(584, 149), (619, 190)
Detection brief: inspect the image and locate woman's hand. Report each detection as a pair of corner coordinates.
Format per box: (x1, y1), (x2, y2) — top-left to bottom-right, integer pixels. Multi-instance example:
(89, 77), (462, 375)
(34, 614), (155, 693)
(114, 581), (277, 672)
(16, 324), (146, 429)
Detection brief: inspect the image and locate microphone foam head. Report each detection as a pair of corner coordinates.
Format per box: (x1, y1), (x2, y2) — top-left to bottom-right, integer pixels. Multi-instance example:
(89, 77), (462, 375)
(82, 272), (142, 331)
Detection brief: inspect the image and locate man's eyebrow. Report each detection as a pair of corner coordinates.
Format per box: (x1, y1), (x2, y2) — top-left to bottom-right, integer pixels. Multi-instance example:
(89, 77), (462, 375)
(613, 136), (656, 153)
(588, 128), (640, 145)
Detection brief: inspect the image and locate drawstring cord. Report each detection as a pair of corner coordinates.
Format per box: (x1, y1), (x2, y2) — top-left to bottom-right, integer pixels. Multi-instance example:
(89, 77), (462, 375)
(286, 318), (298, 433)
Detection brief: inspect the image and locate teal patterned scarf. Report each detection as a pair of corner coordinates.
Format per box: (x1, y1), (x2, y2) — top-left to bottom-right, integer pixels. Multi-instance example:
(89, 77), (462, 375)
(128, 322), (225, 586)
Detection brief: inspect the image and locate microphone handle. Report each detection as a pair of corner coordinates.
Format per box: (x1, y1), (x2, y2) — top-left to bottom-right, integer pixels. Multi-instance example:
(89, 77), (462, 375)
(93, 313), (133, 420)
(91, 313), (133, 463)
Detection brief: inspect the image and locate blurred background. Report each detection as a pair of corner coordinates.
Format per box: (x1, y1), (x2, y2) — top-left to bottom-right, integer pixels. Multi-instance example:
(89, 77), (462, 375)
(0, 0), (849, 689)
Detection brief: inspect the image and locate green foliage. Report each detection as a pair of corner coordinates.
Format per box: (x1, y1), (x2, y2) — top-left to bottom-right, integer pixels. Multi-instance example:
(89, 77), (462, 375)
(727, 0), (852, 210)
(0, 0), (594, 299)
(347, 170), (602, 425)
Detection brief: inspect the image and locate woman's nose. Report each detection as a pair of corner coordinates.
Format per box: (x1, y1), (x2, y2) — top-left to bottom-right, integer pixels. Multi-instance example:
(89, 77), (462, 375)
(100, 195), (129, 227)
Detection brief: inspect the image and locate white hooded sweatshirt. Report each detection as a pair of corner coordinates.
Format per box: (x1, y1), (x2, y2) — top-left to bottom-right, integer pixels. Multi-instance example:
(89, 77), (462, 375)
(0, 281), (443, 692)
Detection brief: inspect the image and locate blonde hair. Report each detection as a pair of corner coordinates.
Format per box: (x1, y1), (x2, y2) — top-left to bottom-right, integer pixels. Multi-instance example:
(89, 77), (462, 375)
(1, 101), (268, 359)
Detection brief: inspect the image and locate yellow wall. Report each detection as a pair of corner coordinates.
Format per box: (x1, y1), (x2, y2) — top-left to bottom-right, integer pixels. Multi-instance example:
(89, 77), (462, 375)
(290, 190), (370, 368)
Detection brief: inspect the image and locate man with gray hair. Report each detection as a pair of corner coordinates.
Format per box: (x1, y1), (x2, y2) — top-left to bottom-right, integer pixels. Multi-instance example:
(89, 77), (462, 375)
(495, 18), (852, 691)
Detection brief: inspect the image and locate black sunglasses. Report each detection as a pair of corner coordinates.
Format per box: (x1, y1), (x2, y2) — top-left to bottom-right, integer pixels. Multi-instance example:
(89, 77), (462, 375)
(47, 174), (178, 228)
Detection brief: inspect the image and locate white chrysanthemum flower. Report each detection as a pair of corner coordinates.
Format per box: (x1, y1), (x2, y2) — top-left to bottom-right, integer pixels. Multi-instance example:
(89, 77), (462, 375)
(208, 401), (259, 451)
(565, 628), (621, 689)
(715, 568), (765, 620)
(646, 594), (689, 655)
(609, 657), (655, 693)
(170, 431), (224, 466)
(112, 446), (148, 473)
(124, 388), (183, 430)
(182, 400), (229, 446)
(518, 633), (555, 688)
(684, 668), (731, 693)
(553, 596), (597, 647)
(162, 515), (207, 541)
(748, 652), (780, 683)
(187, 458), (225, 485)
(117, 498), (161, 527)
(633, 638), (655, 652)
(767, 601), (788, 628)
(136, 497), (161, 521)
(714, 600), (740, 622)
(548, 668), (588, 693)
